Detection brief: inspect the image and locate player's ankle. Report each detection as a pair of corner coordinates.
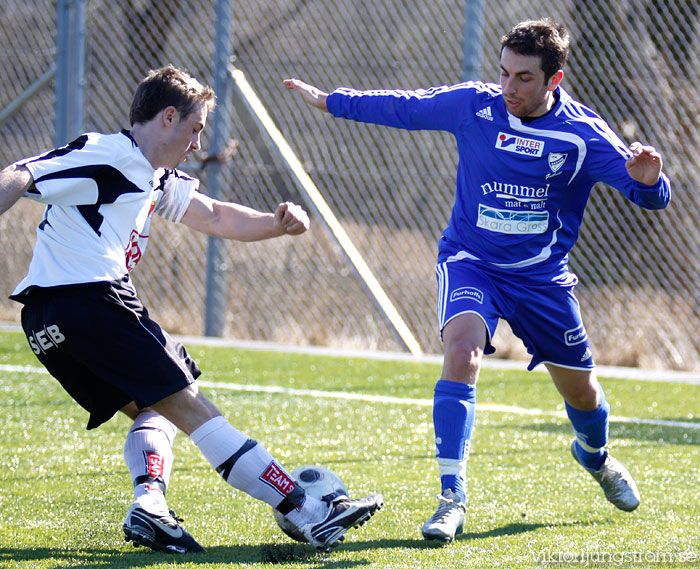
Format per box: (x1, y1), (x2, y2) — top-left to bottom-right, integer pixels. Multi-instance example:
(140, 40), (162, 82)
(135, 491), (169, 516)
(285, 495), (328, 526)
(574, 442), (606, 470)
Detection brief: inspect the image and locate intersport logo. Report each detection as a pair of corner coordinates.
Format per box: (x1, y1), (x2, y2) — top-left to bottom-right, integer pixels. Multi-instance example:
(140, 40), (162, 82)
(495, 132), (544, 157)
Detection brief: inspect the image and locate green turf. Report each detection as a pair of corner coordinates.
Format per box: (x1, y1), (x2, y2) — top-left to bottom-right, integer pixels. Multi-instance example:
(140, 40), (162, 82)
(0, 330), (698, 568)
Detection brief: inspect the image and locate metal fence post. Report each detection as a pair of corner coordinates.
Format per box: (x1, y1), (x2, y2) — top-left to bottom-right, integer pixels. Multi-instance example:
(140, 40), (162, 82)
(71, 0), (85, 140)
(55, 0), (85, 146)
(204, 0), (233, 336)
(463, 0), (484, 81)
(0, 66), (55, 128)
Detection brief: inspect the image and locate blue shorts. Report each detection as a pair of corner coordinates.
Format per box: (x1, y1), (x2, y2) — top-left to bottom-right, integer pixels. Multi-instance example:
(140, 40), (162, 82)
(435, 260), (594, 371)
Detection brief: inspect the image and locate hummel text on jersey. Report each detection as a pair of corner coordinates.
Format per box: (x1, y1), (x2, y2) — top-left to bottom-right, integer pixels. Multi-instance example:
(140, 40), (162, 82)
(476, 107), (493, 121)
(480, 180), (550, 201)
(28, 325), (66, 355)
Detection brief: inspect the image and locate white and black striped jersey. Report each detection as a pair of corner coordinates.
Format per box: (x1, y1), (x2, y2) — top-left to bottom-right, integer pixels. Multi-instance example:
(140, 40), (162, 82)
(12, 130), (197, 296)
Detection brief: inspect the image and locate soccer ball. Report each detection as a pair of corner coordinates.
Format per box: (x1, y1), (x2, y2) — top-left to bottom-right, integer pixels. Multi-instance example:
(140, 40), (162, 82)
(272, 465), (348, 542)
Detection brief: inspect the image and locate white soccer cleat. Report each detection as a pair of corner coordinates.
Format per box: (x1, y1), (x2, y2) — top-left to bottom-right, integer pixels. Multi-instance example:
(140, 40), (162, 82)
(570, 441), (640, 511)
(421, 489), (466, 542)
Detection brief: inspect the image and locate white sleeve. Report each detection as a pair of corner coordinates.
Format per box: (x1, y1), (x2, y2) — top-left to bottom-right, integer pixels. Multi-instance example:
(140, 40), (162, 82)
(17, 131), (156, 207)
(19, 133), (109, 205)
(155, 169), (199, 222)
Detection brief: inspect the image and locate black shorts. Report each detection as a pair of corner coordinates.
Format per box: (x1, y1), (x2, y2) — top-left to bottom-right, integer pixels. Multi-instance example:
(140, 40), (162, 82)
(13, 277), (201, 429)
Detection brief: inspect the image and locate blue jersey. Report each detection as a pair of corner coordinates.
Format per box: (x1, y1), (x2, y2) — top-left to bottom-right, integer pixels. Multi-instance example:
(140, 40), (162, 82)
(327, 83), (671, 282)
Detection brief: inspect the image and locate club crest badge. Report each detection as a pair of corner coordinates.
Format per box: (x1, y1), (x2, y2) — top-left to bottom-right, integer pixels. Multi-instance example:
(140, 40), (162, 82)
(548, 152), (567, 173)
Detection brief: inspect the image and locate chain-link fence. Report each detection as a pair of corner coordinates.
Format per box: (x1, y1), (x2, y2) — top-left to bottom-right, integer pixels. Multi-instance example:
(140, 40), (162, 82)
(2, 1), (699, 370)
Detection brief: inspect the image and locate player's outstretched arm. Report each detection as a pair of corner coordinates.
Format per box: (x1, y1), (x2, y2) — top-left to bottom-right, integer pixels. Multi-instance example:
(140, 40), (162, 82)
(283, 78), (329, 112)
(181, 192), (309, 241)
(625, 141), (663, 186)
(0, 164), (34, 216)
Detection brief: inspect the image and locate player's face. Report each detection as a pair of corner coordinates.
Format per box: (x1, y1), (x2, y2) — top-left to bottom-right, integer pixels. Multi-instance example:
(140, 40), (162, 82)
(499, 47), (561, 118)
(164, 103), (208, 168)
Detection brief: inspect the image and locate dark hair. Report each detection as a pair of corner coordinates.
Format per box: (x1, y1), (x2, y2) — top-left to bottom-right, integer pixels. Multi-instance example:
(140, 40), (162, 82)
(500, 19), (569, 81)
(129, 65), (216, 126)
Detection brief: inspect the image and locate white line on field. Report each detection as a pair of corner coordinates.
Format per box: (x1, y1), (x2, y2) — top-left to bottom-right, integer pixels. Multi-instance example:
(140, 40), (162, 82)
(2, 322), (698, 383)
(2, 364), (697, 430)
(174, 335), (700, 385)
(198, 380), (700, 431)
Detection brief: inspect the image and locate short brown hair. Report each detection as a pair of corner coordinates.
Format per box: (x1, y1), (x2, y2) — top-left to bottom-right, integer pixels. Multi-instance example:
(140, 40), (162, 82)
(129, 65), (216, 126)
(501, 19), (569, 81)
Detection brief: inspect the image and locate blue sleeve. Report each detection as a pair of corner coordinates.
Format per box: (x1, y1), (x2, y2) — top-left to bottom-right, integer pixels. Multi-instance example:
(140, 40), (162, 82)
(625, 173), (671, 210)
(584, 125), (671, 210)
(326, 83), (486, 133)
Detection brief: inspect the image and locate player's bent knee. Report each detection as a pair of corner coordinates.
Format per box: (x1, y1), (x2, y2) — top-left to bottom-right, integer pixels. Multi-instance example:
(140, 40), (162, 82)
(558, 381), (600, 410)
(444, 338), (483, 363)
(564, 390), (599, 411)
(442, 342), (482, 382)
(151, 385), (222, 435)
(119, 401), (141, 420)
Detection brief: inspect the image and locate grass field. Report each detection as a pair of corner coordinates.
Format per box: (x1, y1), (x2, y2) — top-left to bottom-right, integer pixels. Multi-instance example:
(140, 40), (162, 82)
(0, 330), (698, 569)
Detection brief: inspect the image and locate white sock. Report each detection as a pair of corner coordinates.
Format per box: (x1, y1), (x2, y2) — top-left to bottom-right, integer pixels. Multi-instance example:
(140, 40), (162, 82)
(123, 410), (176, 515)
(284, 494), (329, 526)
(190, 416), (305, 511)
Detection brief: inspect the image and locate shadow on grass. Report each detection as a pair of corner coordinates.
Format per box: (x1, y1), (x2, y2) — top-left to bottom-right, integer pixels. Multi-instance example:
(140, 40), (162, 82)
(0, 520), (596, 567)
(317, 520), (588, 551)
(459, 518), (595, 541)
(0, 543), (374, 568)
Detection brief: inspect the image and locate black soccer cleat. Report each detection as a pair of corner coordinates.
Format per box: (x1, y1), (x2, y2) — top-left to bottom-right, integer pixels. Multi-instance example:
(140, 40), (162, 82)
(299, 493), (383, 552)
(123, 503), (205, 553)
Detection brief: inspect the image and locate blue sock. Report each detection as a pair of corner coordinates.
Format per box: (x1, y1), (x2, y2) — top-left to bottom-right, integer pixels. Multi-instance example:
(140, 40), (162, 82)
(566, 387), (609, 470)
(433, 379), (476, 503)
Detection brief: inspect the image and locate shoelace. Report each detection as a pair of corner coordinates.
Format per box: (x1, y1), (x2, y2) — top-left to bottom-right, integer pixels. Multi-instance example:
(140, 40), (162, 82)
(600, 465), (626, 493)
(430, 494), (461, 522)
(168, 510), (184, 523)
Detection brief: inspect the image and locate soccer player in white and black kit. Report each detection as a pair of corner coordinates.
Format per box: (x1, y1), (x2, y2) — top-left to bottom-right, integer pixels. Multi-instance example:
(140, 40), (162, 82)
(284, 19), (671, 542)
(0, 65), (382, 554)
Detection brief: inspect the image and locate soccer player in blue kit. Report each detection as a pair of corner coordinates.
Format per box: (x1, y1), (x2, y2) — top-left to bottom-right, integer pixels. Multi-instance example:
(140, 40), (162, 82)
(0, 65), (382, 553)
(285, 18), (671, 542)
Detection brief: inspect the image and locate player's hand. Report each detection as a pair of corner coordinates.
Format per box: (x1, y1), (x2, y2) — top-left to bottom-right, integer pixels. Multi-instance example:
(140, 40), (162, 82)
(274, 202), (310, 236)
(625, 142), (663, 186)
(283, 78), (329, 112)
